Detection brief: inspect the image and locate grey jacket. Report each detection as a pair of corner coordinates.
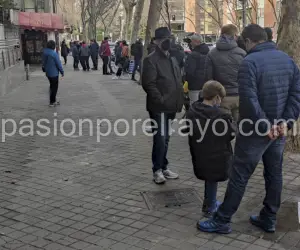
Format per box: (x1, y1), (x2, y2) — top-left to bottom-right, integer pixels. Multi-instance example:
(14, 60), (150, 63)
(204, 35), (246, 96)
(79, 45), (90, 57)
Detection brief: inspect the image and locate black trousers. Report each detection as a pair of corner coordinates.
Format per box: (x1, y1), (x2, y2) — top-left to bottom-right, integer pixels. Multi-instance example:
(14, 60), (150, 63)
(91, 55), (98, 70)
(80, 56), (90, 71)
(48, 76), (59, 104)
(62, 55), (67, 64)
(73, 57), (79, 69)
(102, 56), (109, 74)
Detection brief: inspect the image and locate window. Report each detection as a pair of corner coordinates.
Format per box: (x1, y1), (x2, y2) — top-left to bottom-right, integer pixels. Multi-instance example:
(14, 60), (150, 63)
(24, 0), (36, 12)
(37, 0), (45, 12)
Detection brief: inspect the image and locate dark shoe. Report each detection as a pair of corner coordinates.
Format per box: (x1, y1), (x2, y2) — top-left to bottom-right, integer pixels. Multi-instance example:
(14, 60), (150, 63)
(132, 78), (137, 81)
(249, 215), (275, 233)
(197, 218), (232, 234)
(110, 71), (115, 74)
(202, 201), (221, 218)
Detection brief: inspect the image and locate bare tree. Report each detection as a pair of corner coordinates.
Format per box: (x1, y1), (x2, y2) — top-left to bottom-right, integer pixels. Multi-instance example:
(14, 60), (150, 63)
(87, 0), (117, 40)
(100, 0), (122, 34)
(78, 0), (90, 40)
(130, 0), (146, 44)
(144, 0), (164, 56)
(277, 0), (300, 151)
(160, 0), (171, 31)
(122, 0), (137, 41)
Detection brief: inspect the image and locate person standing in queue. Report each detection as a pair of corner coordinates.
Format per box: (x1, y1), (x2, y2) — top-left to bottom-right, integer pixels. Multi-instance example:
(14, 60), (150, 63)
(142, 27), (184, 184)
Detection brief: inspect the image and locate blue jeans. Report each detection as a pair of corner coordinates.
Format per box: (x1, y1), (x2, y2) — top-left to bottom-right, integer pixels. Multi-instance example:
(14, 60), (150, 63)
(215, 134), (285, 225)
(149, 112), (176, 173)
(204, 181), (218, 210)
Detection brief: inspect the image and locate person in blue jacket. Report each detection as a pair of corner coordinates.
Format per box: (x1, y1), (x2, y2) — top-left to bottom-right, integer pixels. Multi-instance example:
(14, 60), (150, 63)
(198, 24), (300, 234)
(42, 40), (64, 107)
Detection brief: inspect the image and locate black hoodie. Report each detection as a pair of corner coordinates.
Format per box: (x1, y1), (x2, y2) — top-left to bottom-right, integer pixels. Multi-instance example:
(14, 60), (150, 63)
(186, 102), (236, 182)
(185, 43), (210, 91)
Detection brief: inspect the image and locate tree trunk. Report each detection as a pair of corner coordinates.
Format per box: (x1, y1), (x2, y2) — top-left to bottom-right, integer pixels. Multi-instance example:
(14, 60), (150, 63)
(130, 0), (145, 44)
(144, 0), (164, 57)
(277, 0), (300, 152)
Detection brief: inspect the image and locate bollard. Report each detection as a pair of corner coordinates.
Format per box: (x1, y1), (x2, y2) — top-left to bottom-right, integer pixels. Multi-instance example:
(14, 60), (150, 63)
(25, 63), (29, 81)
(2, 51), (5, 69)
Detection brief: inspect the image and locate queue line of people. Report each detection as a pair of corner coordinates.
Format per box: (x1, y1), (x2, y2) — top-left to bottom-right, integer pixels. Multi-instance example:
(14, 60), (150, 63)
(141, 24), (300, 234)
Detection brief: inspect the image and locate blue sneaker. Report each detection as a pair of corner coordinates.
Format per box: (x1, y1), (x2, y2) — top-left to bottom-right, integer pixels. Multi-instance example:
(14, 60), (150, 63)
(249, 215), (275, 233)
(197, 218), (232, 234)
(203, 200), (221, 218)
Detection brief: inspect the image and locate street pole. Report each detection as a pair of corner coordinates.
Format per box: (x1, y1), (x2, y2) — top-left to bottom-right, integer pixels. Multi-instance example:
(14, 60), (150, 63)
(242, 0), (246, 28)
(239, 0), (247, 28)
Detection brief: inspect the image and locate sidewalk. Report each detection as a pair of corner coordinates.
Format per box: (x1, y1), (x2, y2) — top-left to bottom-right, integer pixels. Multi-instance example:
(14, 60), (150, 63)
(0, 59), (299, 250)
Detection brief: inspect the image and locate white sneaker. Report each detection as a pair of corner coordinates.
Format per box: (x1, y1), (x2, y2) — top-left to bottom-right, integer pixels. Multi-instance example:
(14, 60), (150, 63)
(112, 76), (120, 80)
(153, 169), (166, 184)
(163, 169), (179, 179)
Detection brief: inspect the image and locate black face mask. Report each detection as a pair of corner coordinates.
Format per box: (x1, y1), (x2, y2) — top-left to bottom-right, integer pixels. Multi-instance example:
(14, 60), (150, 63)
(161, 39), (171, 51)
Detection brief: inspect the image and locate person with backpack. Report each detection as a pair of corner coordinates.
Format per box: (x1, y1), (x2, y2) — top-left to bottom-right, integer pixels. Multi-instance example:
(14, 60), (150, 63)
(99, 37), (111, 75)
(42, 40), (64, 107)
(113, 40), (129, 79)
(185, 34), (210, 104)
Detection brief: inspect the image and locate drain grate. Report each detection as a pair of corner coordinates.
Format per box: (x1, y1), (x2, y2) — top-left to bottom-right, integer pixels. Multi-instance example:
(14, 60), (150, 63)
(141, 188), (202, 210)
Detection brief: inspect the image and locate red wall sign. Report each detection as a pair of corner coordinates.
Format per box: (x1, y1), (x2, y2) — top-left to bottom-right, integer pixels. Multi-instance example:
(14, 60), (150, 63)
(19, 12), (64, 31)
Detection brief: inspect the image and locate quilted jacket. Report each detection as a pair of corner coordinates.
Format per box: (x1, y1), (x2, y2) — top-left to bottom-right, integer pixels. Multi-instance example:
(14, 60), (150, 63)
(204, 35), (246, 96)
(238, 42), (300, 133)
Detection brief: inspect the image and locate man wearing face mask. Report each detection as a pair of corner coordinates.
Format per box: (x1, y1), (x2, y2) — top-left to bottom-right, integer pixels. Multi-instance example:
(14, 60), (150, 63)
(142, 27), (184, 184)
(199, 24), (300, 234)
(204, 24), (246, 122)
(185, 33), (210, 104)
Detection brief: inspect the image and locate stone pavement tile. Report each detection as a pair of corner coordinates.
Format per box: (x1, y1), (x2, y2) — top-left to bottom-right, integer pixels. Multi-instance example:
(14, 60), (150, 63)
(56, 236), (78, 246)
(110, 242), (132, 250)
(213, 235), (233, 244)
(150, 244), (174, 250)
(134, 239), (156, 249)
(270, 243), (288, 250)
(131, 221), (149, 229)
(121, 235), (142, 246)
(19, 234), (38, 244)
(221, 246), (240, 250)
(254, 238), (274, 248)
(229, 240), (251, 249)
(121, 226), (140, 235)
(187, 236), (209, 246)
(96, 238), (117, 248)
(236, 234), (258, 243)
(201, 241), (225, 250)
(107, 231), (128, 241)
(70, 241), (94, 250)
(44, 242), (75, 250)
(30, 238), (52, 248)
(245, 245), (269, 250)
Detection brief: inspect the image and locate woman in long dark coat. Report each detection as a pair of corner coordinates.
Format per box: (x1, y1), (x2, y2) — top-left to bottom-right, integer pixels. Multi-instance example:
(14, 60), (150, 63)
(61, 40), (69, 65)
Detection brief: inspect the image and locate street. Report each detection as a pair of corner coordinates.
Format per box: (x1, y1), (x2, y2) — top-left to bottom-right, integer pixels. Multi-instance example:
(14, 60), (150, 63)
(0, 60), (299, 250)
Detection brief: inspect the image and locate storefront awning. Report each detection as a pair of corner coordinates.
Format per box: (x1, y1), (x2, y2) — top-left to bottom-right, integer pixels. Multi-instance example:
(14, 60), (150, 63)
(18, 12), (64, 31)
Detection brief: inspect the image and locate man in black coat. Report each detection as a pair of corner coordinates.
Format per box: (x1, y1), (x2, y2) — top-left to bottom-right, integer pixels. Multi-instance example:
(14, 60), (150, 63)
(131, 38), (143, 81)
(90, 39), (99, 70)
(185, 33), (209, 104)
(142, 27), (184, 184)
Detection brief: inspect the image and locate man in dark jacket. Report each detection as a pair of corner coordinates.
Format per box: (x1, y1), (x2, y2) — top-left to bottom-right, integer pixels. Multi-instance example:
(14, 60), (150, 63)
(131, 38), (143, 81)
(79, 41), (90, 71)
(90, 39), (99, 70)
(185, 33), (209, 104)
(72, 41), (80, 70)
(169, 35), (185, 70)
(142, 27), (184, 184)
(205, 24), (246, 122)
(199, 24), (300, 234)
(147, 38), (156, 55)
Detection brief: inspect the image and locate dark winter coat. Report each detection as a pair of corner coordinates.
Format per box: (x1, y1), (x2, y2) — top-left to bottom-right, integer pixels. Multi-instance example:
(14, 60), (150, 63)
(147, 43), (156, 55)
(72, 45), (79, 58)
(238, 42), (300, 133)
(90, 42), (99, 57)
(169, 43), (185, 69)
(142, 47), (184, 113)
(204, 35), (246, 96)
(99, 40), (111, 57)
(132, 41), (143, 60)
(186, 102), (235, 182)
(79, 44), (90, 57)
(185, 43), (210, 91)
(61, 42), (69, 57)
